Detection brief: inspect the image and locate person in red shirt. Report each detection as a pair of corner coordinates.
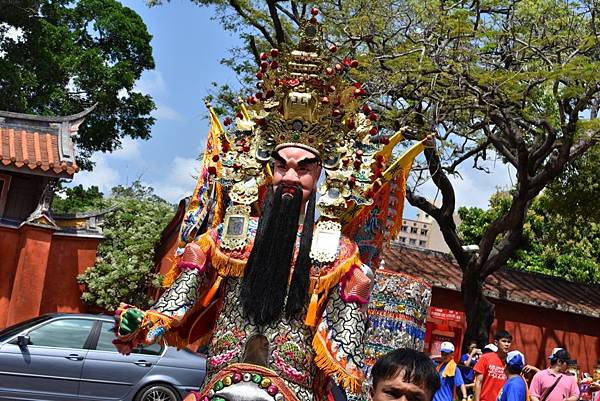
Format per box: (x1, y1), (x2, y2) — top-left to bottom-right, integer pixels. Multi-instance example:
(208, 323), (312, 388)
(473, 330), (513, 401)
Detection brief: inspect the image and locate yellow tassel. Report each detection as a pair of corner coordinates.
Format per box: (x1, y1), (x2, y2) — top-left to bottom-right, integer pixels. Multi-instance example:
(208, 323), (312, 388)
(305, 291), (320, 327)
(312, 332), (363, 394)
(308, 247), (361, 295)
(201, 275), (222, 307)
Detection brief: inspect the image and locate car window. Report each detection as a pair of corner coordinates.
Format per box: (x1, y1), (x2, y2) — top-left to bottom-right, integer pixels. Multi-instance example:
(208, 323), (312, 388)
(27, 318), (95, 349)
(96, 321), (163, 355)
(0, 315), (53, 342)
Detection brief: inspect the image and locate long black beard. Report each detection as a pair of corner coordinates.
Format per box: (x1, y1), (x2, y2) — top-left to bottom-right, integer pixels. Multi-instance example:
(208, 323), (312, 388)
(241, 184), (315, 326)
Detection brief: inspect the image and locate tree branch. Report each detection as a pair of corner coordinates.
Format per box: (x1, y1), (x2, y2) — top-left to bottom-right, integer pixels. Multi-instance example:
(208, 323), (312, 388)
(228, 0), (276, 47)
(266, 0), (286, 45)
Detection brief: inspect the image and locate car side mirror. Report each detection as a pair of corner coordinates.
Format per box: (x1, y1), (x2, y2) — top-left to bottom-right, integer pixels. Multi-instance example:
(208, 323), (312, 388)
(17, 335), (30, 347)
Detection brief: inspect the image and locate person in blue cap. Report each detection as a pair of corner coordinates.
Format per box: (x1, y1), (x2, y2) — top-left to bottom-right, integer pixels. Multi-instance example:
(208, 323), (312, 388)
(433, 342), (468, 401)
(497, 351), (528, 401)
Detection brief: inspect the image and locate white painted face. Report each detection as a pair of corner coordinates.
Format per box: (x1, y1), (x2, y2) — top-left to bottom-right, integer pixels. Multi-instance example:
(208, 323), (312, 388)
(272, 147), (321, 207)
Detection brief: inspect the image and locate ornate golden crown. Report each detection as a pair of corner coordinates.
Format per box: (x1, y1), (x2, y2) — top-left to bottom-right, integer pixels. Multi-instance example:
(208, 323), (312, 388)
(218, 10), (398, 219)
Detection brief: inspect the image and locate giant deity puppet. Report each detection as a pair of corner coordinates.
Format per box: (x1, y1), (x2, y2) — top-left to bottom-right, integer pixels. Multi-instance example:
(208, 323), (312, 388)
(114, 10), (432, 401)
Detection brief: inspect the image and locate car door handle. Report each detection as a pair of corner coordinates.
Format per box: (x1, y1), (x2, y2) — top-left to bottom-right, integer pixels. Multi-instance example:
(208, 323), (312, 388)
(65, 354), (84, 361)
(134, 360), (152, 367)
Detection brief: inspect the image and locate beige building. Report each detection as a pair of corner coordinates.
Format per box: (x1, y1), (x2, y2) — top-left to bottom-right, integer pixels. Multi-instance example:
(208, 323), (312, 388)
(395, 210), (454, 254)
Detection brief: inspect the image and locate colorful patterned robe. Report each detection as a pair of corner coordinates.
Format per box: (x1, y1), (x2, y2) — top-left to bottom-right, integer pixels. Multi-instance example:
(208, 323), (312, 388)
(115, 218), (373, 401)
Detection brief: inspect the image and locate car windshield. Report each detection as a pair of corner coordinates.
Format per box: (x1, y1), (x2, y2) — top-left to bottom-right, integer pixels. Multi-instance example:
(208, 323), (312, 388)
(0, 315), (54, 342)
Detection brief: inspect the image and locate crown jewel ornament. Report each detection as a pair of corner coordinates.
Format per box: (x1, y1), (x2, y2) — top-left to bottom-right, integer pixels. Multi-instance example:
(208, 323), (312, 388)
(217, 11), (393, 228)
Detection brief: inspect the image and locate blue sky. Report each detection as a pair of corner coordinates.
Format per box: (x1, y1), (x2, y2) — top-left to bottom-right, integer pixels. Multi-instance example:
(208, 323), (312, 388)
(71, 0), (515, 216)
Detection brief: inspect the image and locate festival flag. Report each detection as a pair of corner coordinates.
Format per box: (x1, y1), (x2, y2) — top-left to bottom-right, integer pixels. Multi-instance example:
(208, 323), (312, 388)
(163, 103), (228, 287)
(344, 135), (429, 267)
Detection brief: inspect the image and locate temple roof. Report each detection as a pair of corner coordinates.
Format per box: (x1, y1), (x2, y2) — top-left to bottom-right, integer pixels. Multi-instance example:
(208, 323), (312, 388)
(382, 243), (600, 318)
(0, 105), (95, 177)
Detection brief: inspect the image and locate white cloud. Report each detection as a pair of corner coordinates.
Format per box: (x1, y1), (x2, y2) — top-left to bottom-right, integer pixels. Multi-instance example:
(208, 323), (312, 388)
(152, 104), (184, 121)
(147, 156), (200, 204)
(134, 70), (167, 96)
(71, 155), (121, 195)
(0, 23), (23, 42)
(0, 23), (24, 58)
(110, 137), (143, 163)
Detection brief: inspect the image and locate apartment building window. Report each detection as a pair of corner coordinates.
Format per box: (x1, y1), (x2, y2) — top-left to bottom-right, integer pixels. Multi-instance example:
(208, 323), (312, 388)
(410, 227), (418, 234)
(401, 225), (408, 232)
(421, 229), (428, 236)
(419, 240), (427, 247)
(398, 237), (406, 243)
(409, 238), (416, 245)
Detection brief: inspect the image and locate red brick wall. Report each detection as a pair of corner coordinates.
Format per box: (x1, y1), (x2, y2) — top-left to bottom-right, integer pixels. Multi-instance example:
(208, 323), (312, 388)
(0, 225), (100, 329)
(431, 287), (600, 374)
(0, 226), (21, 328)
(40, 235), (99, 315)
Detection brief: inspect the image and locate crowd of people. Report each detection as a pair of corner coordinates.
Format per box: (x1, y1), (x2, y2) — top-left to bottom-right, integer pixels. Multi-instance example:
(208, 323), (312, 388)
(368, 330), (600, 401)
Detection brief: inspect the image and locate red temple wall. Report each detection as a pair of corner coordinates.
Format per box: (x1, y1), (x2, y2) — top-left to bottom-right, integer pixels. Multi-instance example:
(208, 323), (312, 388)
(431, 287), (600, 374)
(0, 225), (100, 329)
(40, 235), (99, 315)
(0, 226), (21, 328)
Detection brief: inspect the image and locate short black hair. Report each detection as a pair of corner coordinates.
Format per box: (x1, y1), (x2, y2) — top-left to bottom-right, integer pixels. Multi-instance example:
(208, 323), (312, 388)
(506, 364), (523, 375)
(494, 330), (513, 341)
(371, 348), (441, 397)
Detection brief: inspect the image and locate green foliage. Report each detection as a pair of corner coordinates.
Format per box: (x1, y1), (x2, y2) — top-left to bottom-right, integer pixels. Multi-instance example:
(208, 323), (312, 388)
(458, 193), (512, 247)
(72, 181), (175, 311)
(543, 146), (600, 223)
(52, 185), (106, 214)
(0, 0), (156, 169)
(459, 186), (600, 284)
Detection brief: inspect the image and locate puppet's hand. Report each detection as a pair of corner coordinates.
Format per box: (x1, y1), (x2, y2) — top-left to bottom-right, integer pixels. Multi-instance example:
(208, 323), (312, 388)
(118, 307), (145, 335)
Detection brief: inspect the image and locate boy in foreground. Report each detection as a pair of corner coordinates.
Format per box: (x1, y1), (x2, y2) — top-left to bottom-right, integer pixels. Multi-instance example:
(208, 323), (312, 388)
(370, 348), (441, 401)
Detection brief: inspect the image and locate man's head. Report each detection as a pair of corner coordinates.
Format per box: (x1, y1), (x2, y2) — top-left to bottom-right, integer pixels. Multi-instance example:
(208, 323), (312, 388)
(482, 344), (498, 354)
(505, 350), (525, 376)
(549, 348), (571, 372)
(241, 146), (320, 326)
(272, 146), (321, 208)
(493, 330), (513, 357)
(440, 342), (455, 362)
(370, 348), (440, 401)
(467, 341), (477, 353)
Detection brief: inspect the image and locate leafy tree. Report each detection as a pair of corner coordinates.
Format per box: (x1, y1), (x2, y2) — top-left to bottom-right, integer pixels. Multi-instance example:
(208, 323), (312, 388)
(543, 145), (600, 223)
(77, 181), (175, 311)
(154, 0), (600, 348)
(52, 184), (106, 214)
(0, 0), (156, 169)
(459, 192), (600, 284)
